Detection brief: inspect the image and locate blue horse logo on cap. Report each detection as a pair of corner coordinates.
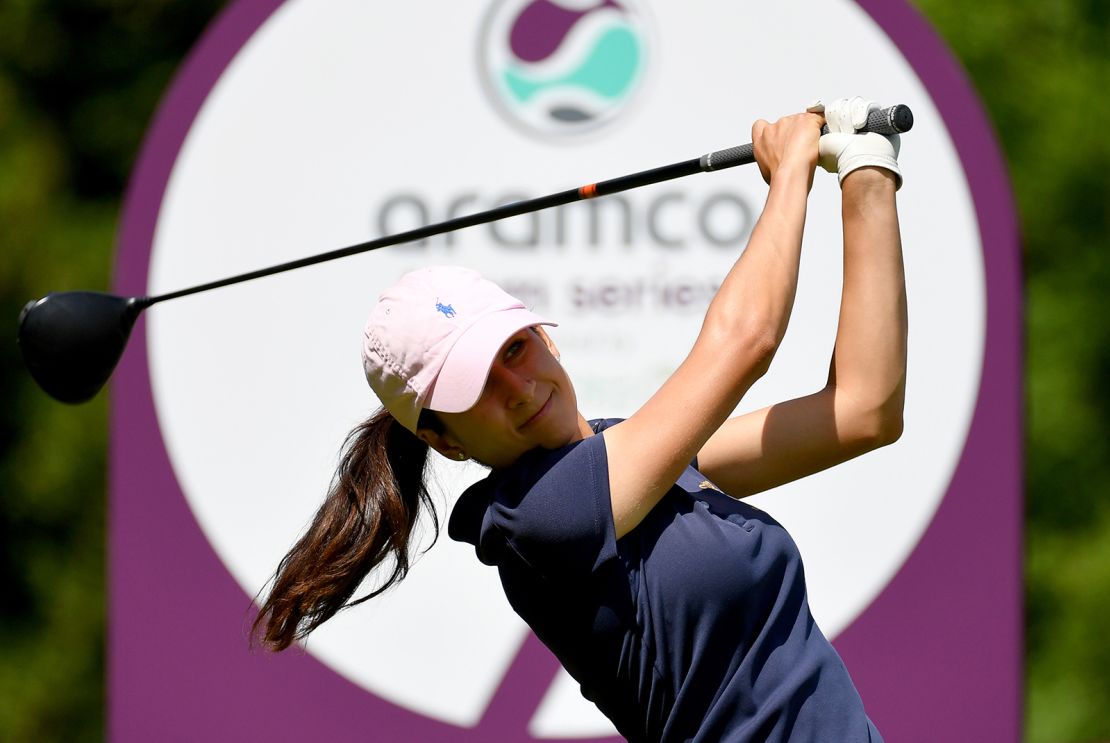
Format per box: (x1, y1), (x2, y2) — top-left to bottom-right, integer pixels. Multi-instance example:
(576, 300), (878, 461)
(435, 301), (457, 319)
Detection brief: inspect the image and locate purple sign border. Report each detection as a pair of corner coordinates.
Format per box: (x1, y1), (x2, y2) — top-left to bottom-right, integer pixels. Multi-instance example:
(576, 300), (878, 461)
(109, 1), (1022, 740)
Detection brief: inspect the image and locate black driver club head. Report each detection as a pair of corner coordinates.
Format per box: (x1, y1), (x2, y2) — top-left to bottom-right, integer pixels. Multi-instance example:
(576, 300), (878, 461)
(18, 291), (146, 404)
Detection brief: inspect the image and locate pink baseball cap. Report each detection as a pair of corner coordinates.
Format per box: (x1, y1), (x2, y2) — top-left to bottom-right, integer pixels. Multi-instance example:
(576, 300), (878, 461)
(362, 266), (556, 432)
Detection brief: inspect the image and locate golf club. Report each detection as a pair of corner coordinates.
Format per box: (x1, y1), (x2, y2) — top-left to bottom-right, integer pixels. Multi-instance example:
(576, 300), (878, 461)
(18, 105), (913, 404)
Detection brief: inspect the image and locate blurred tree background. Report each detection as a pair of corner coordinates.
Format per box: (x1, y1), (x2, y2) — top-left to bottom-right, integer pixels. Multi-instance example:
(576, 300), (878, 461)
(0, 0), (1105, 741)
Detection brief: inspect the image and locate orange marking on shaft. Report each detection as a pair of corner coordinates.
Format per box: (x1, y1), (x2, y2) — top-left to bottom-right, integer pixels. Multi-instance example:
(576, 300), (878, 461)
(579, 183), (598, 199)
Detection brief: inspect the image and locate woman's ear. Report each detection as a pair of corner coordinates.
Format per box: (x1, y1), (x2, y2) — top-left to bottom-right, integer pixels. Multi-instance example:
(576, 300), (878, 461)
(415, 428), (467, 461)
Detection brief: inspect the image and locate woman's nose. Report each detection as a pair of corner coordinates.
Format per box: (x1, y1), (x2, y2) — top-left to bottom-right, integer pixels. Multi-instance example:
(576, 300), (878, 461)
(490, 363), (535, 407)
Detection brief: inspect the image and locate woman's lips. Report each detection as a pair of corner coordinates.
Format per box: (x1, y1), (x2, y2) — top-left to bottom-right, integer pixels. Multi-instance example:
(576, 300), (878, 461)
(520, 391), (553, 429)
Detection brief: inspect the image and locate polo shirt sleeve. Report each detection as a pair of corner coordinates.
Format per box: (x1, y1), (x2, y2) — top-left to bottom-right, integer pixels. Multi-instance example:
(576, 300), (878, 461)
(487, 432), (618, 580)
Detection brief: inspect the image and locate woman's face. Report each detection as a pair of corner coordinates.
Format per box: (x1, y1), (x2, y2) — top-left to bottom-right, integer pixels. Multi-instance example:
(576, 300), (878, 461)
(419, 327), (590, 469)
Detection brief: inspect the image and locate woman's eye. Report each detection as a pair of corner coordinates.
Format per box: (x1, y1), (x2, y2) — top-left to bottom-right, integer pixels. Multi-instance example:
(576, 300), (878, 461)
(504, 339), (525, 360)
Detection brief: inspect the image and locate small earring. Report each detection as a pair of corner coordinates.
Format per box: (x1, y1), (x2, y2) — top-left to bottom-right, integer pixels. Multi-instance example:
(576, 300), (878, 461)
(456, 452), (467, 461)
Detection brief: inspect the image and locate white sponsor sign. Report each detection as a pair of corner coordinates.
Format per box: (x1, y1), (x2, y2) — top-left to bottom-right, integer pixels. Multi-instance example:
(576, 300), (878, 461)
(147, 0), (983, 735)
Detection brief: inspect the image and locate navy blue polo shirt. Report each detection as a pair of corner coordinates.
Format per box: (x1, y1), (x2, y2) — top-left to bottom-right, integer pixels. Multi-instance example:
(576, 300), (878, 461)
(448, 419), (882, 742)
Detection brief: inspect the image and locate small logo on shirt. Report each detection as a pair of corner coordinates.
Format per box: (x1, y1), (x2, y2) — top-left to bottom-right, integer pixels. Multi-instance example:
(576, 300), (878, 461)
(435, 301), (457, 318)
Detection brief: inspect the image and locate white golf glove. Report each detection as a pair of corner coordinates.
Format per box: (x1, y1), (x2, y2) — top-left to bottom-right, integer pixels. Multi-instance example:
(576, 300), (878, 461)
(811, 97), (902, 190)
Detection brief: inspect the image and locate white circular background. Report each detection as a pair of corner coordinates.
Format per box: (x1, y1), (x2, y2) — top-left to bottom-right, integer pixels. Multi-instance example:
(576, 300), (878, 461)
(147, 0), (984, 737)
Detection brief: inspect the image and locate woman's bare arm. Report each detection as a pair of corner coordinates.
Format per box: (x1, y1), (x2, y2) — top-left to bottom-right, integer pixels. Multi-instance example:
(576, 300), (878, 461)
(695, 166), (906, 497)
(602, 112), (822, 538)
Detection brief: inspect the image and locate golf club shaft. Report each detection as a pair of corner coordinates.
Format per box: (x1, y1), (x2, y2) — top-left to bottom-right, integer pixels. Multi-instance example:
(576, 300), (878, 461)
(143, 104), (912, 307)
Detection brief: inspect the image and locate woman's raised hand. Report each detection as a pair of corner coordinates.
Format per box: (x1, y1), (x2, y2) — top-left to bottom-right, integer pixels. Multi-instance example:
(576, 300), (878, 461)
(816, 97), (903, 190)
(751, 111), (825, 187)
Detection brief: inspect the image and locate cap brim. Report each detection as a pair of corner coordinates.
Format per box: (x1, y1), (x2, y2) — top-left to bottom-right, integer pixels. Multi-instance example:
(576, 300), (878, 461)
(424, 308), (556, 414)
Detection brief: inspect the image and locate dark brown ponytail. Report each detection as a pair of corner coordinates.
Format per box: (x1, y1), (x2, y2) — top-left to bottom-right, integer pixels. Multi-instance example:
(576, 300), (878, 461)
(252, 407), (442, 651)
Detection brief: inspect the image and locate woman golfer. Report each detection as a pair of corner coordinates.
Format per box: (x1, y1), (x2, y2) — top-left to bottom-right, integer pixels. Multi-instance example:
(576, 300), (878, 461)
(255, 97), (905, 742)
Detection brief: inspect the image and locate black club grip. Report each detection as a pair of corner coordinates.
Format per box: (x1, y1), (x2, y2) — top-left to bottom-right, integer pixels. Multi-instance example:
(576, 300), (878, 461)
(700, 144), (755, 171)
(847, 104), (914, 136)
(699, 104), (913, 172)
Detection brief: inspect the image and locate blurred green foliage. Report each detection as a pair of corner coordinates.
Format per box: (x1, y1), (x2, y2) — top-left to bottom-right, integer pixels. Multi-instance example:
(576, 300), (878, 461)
(0, 1), (1106, 741)
(0, 2), (223, 740)
(909, 1), (1110, 740)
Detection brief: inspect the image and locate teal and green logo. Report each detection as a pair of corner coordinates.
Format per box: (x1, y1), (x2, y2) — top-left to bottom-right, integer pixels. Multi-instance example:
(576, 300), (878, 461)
(479, 0), (651, 139)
